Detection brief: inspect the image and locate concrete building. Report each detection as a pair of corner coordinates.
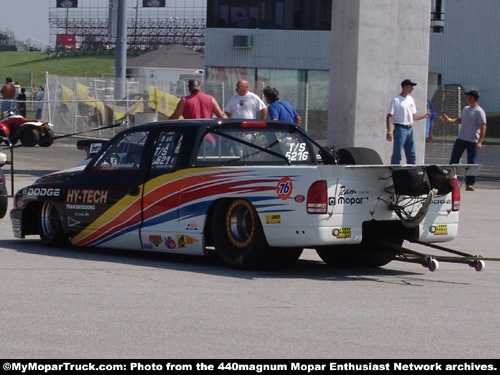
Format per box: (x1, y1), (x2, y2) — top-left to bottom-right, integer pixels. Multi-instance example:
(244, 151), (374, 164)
(205, 0), (432, 163)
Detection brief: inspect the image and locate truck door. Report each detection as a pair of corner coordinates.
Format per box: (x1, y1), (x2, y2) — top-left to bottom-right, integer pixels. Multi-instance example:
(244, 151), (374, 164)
(140, 129), (187, 253)
(68, 129), (153, 249)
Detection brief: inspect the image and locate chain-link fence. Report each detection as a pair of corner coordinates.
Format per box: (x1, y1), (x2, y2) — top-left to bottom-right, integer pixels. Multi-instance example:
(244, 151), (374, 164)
(3, 75), (329, 142)
(1, 74), (481, 146)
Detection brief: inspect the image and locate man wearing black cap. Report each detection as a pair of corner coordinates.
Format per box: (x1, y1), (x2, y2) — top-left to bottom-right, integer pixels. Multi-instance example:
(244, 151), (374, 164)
(386, 79), (432, 164)
(441, 90), (487, 191)
(169, 78), (227, 120)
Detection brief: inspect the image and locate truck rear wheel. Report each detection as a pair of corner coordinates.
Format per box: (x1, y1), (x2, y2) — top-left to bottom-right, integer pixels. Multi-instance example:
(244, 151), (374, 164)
(317, 244), (396, 268)
(316, 223), (403, 268)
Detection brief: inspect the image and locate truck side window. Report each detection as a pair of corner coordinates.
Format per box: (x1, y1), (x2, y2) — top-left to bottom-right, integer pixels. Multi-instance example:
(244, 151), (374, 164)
(92, 131), (149, 170)
(151, 131), (182, 170)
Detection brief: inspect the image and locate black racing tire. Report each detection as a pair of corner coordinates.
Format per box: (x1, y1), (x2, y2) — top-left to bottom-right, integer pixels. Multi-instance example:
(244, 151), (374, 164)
(338, 147), (383, 165)
(265, 247), (304, 268)
(38, 129), (54, 147)
(0, 190), (7, 219)
(20, 127), (41, 147)
(39, 200), (69, 247)
(212, 199), (269, 269)
(316, 244), (395, 268)
(316, 224), (403, 268)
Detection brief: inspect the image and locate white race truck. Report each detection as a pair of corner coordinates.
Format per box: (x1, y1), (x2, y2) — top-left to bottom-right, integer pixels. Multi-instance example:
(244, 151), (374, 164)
(10, 120), (484, 271)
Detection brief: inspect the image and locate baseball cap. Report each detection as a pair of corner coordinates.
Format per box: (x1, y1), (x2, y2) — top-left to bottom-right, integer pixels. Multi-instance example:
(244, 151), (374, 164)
(401, 79), (417, 87)
(465, 90), (479, 100)
(188, 79), (201, 91)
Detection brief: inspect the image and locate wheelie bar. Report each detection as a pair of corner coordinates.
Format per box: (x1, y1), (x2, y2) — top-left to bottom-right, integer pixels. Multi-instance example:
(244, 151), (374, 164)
(374, 239), (489, 272)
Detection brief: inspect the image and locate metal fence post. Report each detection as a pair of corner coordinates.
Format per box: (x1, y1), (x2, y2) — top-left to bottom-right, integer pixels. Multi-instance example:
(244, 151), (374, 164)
(304, 83), (309, 132)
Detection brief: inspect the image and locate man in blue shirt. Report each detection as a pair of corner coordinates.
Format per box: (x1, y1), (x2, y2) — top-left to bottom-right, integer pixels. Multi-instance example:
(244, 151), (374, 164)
(263, 86), (301, 125)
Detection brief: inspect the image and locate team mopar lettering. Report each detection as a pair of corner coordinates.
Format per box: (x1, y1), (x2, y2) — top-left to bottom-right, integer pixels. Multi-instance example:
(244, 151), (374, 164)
(67, 189), (108, 204)
(26, 188), (61, 197)
(333, 186), (368, 205)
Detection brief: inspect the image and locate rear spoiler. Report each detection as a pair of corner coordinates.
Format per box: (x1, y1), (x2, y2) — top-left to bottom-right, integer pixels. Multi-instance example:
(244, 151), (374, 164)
(343, 164), (481, 177)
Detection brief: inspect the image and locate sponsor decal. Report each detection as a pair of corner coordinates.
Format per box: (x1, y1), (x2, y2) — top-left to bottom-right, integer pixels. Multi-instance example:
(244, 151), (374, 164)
(186, 222), (198, 231)
(333, 227), (352, 239)
(149, 235), (163, 246)
(177, 234), (186, 248)
(89, 143), (102, 154)
(430, 224), (448, 235)
(67, 189), (108, 204)
(294, 194), (305, 203)
(165, 236), (177, 249)
(265, 213), (281, 224)
(25, 188), (61, 197)
(332, 186), (368, 205)
(186, 236), (199, 245)
(68, 217), (81, 227)
(276, 177), (293, 200)
(66, 204), (96, 211)
(143, 243), (153, 249)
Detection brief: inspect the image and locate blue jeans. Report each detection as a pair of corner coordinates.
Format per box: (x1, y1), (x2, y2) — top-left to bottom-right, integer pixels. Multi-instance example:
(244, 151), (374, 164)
(450, 138), (478, 186)
(391, 126), (416, 164)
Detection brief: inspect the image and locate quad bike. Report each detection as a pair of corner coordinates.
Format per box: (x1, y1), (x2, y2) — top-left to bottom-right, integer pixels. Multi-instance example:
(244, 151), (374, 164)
(0, 111), (54, 147)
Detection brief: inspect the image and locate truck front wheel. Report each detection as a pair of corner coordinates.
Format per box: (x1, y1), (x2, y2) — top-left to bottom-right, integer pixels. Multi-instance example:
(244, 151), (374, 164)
(39, 200), (68, 247)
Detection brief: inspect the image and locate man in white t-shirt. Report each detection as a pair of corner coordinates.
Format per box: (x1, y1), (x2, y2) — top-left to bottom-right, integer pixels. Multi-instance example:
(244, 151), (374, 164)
(224, 79), (268, 119)
(386, 79), (431, 164)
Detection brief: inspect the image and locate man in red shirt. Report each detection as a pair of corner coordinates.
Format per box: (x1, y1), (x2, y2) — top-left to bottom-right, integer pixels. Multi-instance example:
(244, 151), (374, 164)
(169, 79), (227, 119)
(1, 77), (16, 119)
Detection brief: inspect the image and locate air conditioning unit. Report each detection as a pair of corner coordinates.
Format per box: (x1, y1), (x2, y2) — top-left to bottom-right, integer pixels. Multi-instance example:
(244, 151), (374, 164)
(233, 35), (254, 48)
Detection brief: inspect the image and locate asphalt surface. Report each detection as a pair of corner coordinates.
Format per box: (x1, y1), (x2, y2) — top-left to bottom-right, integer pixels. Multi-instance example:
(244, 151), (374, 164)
(0, 138), (499, 359)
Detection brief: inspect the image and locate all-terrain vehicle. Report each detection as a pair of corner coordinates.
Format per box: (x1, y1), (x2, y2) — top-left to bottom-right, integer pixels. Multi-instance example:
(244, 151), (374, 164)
(0, 111), (54, 147)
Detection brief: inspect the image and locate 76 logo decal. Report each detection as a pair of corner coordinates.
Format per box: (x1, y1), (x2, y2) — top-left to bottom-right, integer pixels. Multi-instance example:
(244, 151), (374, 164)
(277, 177), (293, 200)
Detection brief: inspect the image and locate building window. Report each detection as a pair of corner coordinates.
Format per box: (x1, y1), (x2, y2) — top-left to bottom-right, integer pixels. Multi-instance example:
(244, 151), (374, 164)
(207, 0), (332, 31)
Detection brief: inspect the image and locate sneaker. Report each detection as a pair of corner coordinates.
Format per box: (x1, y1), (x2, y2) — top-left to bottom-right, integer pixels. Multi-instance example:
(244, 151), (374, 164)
(466, 185), (475, 191)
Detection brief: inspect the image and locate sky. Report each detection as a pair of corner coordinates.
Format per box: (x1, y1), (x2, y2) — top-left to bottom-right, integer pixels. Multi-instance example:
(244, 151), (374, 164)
(3, 0), (50, 45)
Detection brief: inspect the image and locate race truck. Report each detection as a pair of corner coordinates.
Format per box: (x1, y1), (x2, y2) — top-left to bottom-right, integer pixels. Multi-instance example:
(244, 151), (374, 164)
(10, 119), (483, 271)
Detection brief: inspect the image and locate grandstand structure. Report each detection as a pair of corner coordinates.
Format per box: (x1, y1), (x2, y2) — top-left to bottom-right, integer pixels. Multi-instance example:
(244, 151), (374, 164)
(49, 0), (206, 52)
(0, 27), (16, 51)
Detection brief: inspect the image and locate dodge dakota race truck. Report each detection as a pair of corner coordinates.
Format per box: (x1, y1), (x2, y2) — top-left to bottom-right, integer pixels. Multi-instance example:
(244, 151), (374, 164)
(10, 119), (483, 271)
